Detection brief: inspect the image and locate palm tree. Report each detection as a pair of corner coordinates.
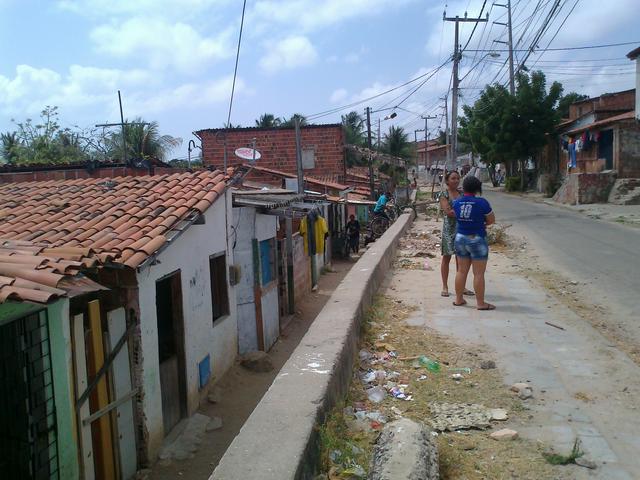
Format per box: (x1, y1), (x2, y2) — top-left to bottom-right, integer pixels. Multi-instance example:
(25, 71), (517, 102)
(341, 111), (365, 146)
(255, 113), (282, 128)
(0, 131), (21, 164)
(281, 113), (308, 127)
(383, 125), (412, 158)
(109, 119), (181, 161)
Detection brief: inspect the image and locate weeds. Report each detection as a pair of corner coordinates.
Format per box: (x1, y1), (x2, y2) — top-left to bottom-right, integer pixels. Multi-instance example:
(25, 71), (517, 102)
(543, 438), (584, 465)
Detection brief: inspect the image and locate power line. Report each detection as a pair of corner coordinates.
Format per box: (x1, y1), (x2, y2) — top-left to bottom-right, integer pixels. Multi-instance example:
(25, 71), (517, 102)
(465, 40), (639, 52)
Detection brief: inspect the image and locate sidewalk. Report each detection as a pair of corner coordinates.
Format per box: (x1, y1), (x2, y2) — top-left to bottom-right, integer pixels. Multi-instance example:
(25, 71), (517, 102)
(385, 217), (640, 479)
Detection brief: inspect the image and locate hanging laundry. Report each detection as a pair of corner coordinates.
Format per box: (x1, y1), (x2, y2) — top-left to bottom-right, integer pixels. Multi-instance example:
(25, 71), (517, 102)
(299, 216), (309, 255)
(314, 216), (329, 254)
(575, 137), (583, 152)
(583, 130), (592, 150)
(568, 142), (577, 168)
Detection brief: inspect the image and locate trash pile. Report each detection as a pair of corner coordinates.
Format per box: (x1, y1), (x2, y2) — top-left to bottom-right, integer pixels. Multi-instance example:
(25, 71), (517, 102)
(395, 227), (441, 270)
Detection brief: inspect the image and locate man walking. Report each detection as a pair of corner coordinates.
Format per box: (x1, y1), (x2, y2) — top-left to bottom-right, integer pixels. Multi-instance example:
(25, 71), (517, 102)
(346, 214), (361, 254)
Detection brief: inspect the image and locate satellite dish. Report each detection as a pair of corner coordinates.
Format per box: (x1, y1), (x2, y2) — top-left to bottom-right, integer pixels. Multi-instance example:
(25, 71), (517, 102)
(234, 147), (261, 162)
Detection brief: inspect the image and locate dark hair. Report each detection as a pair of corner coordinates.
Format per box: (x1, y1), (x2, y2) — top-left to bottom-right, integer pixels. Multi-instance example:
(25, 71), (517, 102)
(444, 171), (460, 182)
(462, 175), (482, 194)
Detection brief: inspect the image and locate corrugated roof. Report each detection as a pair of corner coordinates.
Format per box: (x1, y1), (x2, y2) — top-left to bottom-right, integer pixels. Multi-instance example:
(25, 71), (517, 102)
(564, 111), (635, 135)
(232, 192), (304, 209)
(246, 164), (349, 191)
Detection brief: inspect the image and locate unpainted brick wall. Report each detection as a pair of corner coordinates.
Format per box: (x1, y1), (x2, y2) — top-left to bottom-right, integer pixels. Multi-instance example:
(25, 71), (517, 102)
(199, 125), (346, 178)
(0, 165), (188, 184)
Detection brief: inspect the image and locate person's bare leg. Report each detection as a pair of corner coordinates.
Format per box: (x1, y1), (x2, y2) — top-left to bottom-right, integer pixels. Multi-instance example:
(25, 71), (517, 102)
(456, 255), (475, 296)
(454, 257), (471, 305)
(472, 260), (492, 308)
(441, 255), (452, 295)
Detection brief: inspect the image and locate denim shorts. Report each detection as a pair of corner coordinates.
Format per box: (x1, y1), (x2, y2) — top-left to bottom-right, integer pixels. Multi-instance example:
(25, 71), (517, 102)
(454, 233), (489, 260)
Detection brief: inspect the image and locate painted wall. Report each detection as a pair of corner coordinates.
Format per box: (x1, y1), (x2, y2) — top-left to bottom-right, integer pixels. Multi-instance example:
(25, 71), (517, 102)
(136, 191), (237, 459)
(232, 207), (278, 354)
(47, 299), (80, 480)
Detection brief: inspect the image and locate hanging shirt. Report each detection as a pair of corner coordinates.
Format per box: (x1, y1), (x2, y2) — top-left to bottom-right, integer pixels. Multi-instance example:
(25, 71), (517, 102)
(374, 194), (388, 213)
(314, 216), (329, 254)
(299, 217), (309, 255)
(568, 143), (577, 168)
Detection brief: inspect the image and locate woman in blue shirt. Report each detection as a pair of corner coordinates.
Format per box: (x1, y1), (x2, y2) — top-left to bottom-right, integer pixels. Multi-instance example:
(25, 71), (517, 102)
(452, 176), (496, 310)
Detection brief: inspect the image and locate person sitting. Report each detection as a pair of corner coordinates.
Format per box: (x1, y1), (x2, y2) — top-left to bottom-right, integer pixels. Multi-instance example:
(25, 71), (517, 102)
(373, 191), (391, 221)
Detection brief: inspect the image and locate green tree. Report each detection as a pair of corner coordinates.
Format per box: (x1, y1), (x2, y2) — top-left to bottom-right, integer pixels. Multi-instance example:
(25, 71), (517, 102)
(342, 111), (367, 167)
(458, 70), (562, 187)
(0, 132), (21, 164)
(255, 113), (282, 128)
(556, 92), (588, 118)
(108, 119), (182, 162)
(382, 125), (412, 158)
(281, 113), (308, 127)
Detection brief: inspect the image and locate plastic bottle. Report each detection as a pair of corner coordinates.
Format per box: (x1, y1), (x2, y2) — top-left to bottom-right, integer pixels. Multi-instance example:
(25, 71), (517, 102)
(418, 355), (441, 373)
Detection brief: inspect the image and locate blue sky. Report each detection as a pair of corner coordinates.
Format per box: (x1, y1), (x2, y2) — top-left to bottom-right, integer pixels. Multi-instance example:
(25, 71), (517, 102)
(0, 0), (637, 160)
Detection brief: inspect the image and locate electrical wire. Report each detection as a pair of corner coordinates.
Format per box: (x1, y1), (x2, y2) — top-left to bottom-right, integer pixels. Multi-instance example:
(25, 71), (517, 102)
(465, 40), (639, 52)
(224, 0), (247, 137)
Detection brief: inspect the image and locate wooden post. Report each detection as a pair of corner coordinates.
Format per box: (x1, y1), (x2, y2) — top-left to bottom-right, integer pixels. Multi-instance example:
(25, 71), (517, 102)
(73, 314), (95, 480)
(87, 300), (115, 480)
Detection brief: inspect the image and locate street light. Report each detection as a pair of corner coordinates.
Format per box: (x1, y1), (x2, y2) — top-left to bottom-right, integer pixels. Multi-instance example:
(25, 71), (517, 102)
(459, 52), (500, 82)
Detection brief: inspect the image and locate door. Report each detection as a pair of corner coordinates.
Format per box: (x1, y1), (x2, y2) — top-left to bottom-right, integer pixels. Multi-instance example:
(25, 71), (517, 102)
(0, 310), (59, 479)
(156, 272), (187, 435)
(598, 129), (613, 170)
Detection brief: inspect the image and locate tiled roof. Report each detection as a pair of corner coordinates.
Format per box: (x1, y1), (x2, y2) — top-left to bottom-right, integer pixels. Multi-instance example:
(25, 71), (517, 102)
(564, 111), (635, 135)
(0, 239), (108, 303)
(347, 166), (391, 180)
(0, 171), (227, 272)
(245, 164), (348, 191)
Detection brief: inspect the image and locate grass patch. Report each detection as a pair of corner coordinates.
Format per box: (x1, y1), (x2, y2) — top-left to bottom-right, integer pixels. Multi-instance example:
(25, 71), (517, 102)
(543, 438), (584, 465)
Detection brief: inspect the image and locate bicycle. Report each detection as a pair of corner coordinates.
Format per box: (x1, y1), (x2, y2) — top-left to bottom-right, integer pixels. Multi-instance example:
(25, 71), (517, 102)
(368, 208), (392, 238)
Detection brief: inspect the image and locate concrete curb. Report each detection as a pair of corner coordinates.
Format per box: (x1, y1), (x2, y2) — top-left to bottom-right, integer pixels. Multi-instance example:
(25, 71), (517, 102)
(210, 212), (415, 480)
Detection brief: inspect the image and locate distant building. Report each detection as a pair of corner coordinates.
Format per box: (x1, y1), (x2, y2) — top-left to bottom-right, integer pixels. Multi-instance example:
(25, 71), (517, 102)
(195, 124), (346, 179)
(627, 46), (640, 120)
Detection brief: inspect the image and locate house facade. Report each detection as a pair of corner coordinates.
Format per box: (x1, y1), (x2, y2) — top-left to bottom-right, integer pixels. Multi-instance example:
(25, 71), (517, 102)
(0, 171), (238, 477)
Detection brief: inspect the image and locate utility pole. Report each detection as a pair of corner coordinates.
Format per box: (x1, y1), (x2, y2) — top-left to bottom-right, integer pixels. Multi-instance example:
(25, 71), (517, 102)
(294, 116), (304, 194)
(421, 115), (437, 169)
(96, 90), (149, 166)
(494, 1), (515, 94)
(444, 10), (488, 168)
(377, 118), (381, 150)
(366, 107), (375, 199)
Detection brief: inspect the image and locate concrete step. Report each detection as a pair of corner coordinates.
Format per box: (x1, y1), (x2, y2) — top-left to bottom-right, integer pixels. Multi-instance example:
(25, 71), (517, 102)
(609, 178), (640, 205)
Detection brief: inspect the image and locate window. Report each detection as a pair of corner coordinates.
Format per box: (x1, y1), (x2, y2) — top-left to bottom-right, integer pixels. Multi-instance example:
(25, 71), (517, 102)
(260, 238), (275, 285)
(209, 254), (229, 322)
(302, 147), (315, 169)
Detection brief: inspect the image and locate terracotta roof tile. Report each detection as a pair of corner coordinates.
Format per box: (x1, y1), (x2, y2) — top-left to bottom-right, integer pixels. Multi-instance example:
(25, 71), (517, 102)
(0, 171), (227, 303)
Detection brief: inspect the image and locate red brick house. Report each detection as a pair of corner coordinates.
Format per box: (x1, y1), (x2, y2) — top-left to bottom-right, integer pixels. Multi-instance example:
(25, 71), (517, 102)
(195, 124), (346, 180)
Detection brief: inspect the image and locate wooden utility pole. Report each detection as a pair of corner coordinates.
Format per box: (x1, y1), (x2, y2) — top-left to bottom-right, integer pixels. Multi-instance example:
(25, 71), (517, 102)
(494, 1), (515, 94)
(294, 117), (304, 194)
(366, 107), (375, 199)
(96, 91), (149, 166)
(444, 11), (488, 167)
(421, 115), (437, 169)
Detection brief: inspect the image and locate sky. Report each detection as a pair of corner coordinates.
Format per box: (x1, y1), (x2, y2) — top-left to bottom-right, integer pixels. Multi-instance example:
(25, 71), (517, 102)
(0, 0), (638, 161)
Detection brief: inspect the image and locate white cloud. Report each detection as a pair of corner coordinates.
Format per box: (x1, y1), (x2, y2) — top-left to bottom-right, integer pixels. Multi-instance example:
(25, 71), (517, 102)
(90, 17), (233, 73)
(127, 75), (245, 114)
(56, 0), (231, 19)
(0, 64), (156, 118)
(252, 0), (417, 33)
(259, 36), (318, 74)
(330, 88), (348, 104)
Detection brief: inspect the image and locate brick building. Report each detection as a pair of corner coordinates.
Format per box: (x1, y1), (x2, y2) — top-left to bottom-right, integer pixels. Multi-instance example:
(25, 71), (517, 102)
(195, 124), (346, 179)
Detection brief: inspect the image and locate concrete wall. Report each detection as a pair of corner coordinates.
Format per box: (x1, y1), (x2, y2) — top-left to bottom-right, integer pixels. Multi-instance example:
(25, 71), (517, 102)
(48, 299), (80, 480)
(617, 125), (640, 178)
(233, 207), (279, 354)
(211, 211), (415, 480)
(199, 124), (346, 178)
(553, 172), (617, 204)
(136, 191), (237, 459)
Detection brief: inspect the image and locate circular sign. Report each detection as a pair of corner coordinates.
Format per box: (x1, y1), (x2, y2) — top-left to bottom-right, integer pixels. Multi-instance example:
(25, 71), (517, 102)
(234, 147), (262, 161)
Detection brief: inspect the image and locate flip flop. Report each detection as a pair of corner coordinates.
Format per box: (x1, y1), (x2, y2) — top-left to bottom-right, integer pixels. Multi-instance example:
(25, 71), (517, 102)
(453, 300), (467, 307)
(463, 289), (475, 296)
(441, 291), (450, 297)
(477, 303), (496, 311)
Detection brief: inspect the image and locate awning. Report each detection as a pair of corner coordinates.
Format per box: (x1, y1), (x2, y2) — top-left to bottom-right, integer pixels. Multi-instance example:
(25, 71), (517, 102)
(232, 192), (304, 209)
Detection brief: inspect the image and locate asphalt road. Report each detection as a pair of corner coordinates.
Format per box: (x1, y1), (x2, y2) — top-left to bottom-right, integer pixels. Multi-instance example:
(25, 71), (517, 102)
(485, 191), (640, 344)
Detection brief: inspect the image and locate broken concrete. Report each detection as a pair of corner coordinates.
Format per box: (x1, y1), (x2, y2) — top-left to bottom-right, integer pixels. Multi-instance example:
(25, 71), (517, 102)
(490, 429), (519, 441)
(369, 419), (439, 480)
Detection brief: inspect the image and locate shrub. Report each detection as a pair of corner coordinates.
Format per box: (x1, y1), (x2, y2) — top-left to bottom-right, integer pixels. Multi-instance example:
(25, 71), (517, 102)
(504, 176), (521, 192)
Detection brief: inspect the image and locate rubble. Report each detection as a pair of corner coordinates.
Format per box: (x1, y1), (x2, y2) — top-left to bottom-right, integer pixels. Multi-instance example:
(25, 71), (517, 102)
(428, 402), (496, 431)
(480, 360), (496, 370)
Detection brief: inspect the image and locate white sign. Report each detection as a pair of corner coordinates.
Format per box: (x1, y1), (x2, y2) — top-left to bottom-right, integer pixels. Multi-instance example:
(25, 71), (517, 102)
(234, 147), (261, 162)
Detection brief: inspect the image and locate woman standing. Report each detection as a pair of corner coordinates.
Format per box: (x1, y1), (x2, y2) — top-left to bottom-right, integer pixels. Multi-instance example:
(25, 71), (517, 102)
(439, 172), (474, 297)
(452, 176), (496, 310)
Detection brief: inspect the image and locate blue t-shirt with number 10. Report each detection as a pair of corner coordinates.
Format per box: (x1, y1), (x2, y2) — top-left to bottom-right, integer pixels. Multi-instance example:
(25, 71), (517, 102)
(452, 194), (493, 238)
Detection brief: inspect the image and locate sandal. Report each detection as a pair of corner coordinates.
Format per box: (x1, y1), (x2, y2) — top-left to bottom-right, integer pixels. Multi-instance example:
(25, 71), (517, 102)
(452, 300), (467, 307)
(477, 303), (496, 311)
(463, 289), (475, 296)
(441, 291), (450, 297)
